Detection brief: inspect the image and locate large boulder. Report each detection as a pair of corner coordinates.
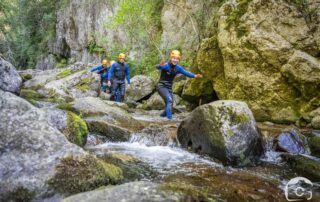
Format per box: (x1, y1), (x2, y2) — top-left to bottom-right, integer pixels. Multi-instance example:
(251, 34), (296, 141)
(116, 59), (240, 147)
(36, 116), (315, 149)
(43, 108), (88, 147)
(41, 68), (100, 99)
(61, 181), (184, 202)
(0, 57), (22, 94)
(72, 97), (144, 132)
(126, 75), (156, 102)
(185, 0), (320, 123)
(0, 90), (122, 200)
(177, 100), (262, 165)
(0, 90), (85, 198)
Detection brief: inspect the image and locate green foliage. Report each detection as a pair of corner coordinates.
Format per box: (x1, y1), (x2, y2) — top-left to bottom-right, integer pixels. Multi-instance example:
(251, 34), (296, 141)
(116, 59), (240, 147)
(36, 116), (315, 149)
(106, 0), (164, 76)
(48, 155), (123, 194)
(0, 0), (57, 69)
(88, 37), (106, 55)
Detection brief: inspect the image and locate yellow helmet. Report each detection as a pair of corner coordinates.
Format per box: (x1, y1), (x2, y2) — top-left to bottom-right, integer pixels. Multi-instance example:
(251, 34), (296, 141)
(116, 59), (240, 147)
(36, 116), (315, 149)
(102, 59), (108, 65)
(170, 50), (181, 59)
(110, 60), (116, 66)
(118, 53), (126, 59)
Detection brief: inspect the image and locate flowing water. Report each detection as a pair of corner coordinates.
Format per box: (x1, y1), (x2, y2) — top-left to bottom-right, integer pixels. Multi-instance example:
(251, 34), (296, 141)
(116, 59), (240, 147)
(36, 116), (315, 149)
(83, 113), (320, 201)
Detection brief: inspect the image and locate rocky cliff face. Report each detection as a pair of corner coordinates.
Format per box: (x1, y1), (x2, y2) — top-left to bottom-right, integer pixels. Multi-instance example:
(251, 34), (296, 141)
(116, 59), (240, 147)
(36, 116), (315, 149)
(42, 0), (319, 124)
(184, 0), (320, 123)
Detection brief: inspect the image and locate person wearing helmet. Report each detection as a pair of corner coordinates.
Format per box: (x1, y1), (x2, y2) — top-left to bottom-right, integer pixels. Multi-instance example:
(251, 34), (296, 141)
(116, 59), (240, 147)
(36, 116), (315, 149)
(107, 53), (131, 102)
(156, 50), (202, 120)
(90, 59), (111, 93)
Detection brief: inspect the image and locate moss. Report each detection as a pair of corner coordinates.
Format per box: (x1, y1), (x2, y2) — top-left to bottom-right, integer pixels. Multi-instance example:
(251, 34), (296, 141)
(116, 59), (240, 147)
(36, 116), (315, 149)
(284, 154), (320, 181)
(2, 186), (35, 202)
(48, 155), (123, 194)
(20, 89), (45, 104)
(309, 136), (320, 157)
(63, 112), (88, 147)
(21, 73), (33, 81)
(227, 129), (234, 137)
(57, 68), (72, 79)
(56, 58), (68, 68)
(99, 154), (158, 182)
(76, 77), (93, 92)
(236, 113), (250, 124)
(225, 0), (253, 34)
(57, 102), (77, 113)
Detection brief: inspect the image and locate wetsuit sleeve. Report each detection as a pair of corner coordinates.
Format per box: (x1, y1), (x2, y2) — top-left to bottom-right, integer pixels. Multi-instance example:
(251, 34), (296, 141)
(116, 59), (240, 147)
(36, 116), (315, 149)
(156, 63), (169, 70)
(108, 64), (116, 81)
(126, 65), (131, 84)
(176, 66), (195, 78)
(90, 65), (102, 72)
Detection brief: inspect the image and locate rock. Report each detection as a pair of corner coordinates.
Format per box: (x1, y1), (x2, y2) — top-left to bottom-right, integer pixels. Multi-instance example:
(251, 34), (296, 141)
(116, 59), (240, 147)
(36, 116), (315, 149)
(35, 54), (56, 70)
(177, 100), (262, 165)
(0, 90), (122, 200)
(23, 69), (62, 90)
(0, 57), (22, 94)
(137, 93), (164, 110)
(0, 90), (84, 199)
(130, 124), (177, 146)
(282, 154), (320, 181)
(72, 97), (143, 131)
(137, 93), (186, 111)
(189, 0), (320, 123)
(42, 69), (100, 99)
(61, 181), (184, 202)
(126, 75), (156, 102)
(275, 129), (310, 154)
(309, 135), (320, 158)
(85, 117), (131, 142)
(172, 79), (186, 95)
(311, 116), (320, 129)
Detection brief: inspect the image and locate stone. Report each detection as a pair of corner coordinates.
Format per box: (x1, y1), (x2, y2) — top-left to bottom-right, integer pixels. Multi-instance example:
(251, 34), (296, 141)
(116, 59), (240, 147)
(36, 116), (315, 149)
(61, 181), (184, 202)
(0, 57), (22, 94)
(309, 135), (320, 158)
(275, 129), (310, 154)
(177, 100), (262, 165)
(0, 90), (85, 199)
(126, 75), (156, 102)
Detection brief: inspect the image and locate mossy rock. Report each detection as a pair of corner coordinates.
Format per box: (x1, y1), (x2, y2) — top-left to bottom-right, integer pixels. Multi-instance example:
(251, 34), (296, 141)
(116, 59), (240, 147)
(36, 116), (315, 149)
(99, 154), (158, 182)
(283, 154), (320, 181)
(20, 73), (33, 82)
(19, 89), (46, 104)
(309, 135), (320, 158)
(56, 68), (72, 79)
(1, 186), (35, 202)
(172, 80), (186, 95)
(48, 155), (123, 194)
(76, 77), (94, 92)
(63, 112), (88, 147)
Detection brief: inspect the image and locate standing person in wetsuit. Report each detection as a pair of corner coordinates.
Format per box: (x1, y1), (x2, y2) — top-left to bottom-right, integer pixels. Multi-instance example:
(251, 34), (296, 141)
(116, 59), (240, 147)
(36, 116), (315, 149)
(90, 59), (110, 94)
(107, 53), (131, 102)
(156, 50), (203, 119)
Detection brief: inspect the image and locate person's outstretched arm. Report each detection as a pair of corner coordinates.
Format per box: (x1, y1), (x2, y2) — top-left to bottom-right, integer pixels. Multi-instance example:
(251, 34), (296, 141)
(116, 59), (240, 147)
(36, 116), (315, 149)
(176, 66), (203, 78)
(90, 65), (102, 72)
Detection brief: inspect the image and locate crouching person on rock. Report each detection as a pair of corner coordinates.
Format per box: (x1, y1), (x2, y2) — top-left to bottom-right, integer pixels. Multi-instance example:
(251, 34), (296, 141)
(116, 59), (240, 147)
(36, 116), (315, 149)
(156, 50), (202, 120)
(107, 53), (131, 102)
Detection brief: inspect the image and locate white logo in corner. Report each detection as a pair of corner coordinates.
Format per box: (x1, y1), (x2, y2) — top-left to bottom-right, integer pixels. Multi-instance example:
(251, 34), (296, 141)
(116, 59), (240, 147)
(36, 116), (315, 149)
(285, 177), (313, 201)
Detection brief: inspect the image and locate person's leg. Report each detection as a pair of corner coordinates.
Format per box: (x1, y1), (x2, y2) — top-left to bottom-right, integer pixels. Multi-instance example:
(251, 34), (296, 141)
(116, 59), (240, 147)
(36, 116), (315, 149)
(111, 80), (119, 101)
(118, 81), (126, 102)
(158, 86), (173, 119)
(101, 78), (107, 92)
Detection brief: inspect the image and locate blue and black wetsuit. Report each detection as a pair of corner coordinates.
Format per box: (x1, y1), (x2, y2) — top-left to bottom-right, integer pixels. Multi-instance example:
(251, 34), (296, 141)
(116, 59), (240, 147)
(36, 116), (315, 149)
(156, 62), (195, 119)
(91, 65), (110, 92)
(108, 61), (130, 102)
